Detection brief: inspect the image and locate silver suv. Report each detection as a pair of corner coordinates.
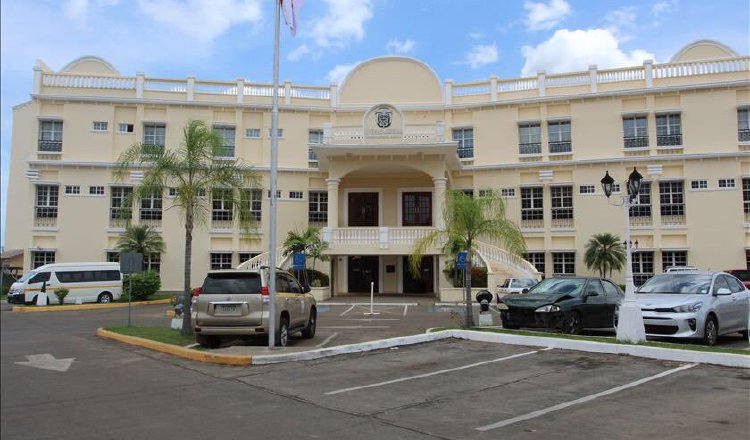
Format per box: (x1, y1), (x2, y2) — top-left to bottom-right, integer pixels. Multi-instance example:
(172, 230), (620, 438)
(192, 268), (317, 348)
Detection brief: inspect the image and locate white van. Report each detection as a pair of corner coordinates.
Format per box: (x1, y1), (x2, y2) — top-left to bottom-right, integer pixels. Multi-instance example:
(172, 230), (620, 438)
(7, 262), (123, 305)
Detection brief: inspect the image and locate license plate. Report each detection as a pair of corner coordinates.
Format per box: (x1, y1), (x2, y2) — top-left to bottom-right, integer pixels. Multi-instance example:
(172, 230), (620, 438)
(216, 304), (240, 315)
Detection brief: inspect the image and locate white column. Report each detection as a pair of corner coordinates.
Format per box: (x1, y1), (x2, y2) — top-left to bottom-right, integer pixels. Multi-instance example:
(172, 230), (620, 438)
(187, 75), (195, 101)
(489, 75), (498, 102)
(589, 65), (598, 93)
(32, 66), (43, 95)
(537, 71), (546, 97)
(329, 83), (338, 107)
(444, 79), (454, 105)
(236, 77), (245, 104)
(284, 80), (292, 105)
(327, 178), (340, 228)
(433, 177), (448, 230)
(644, 59), (654, 88)
(136, 72), (145, 99)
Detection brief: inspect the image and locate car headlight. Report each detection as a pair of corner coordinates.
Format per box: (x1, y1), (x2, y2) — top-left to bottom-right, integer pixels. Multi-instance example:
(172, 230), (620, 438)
(671, 302), (702, 313)
(497, 302), (509, 310)
(535, 304), (560, 313)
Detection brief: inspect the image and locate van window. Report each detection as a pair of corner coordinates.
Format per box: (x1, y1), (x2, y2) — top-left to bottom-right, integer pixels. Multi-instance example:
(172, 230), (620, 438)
(56, 270), (121, 283)
(29, 272), (51, 283)
(202, 273), (261, 295)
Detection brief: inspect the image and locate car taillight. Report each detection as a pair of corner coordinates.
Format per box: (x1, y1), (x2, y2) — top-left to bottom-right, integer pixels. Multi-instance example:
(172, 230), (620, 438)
(261, 286), (269, 303)
(192, 287), (202, 297)
(261, 286), (269, 296)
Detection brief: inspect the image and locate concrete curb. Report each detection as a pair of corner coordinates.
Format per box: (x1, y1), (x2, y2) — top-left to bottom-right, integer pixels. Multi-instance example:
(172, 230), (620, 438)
(12, 298), (172, 313)
(96, 328), (252, 366)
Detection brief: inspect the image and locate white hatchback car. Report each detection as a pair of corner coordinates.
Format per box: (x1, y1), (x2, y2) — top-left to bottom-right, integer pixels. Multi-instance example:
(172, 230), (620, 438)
(633, 271), (749, 345)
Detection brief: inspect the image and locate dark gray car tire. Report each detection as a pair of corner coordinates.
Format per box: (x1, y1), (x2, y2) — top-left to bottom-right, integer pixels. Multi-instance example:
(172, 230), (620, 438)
(302, 308), (317, 339)
(703, 316), (718, 346)
(276, 316), (289, 347)
(562, 311), (582, 335)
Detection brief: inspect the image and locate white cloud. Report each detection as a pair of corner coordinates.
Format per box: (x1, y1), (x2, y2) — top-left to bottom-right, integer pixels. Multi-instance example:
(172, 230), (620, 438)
(311, 0), (373, 48)
(287, 44), (312, 61)
(523, 0), (571, 31)
(652, 0), (678, 16)
(64, 0), (120, 26)
(521, 29), (654, 77)
(604, 6), (638, 41)
(326, 61), (361, 85)
(137, 0), (263, 44)
(463, 44), (498, 69)
(386, 39), (415, 54)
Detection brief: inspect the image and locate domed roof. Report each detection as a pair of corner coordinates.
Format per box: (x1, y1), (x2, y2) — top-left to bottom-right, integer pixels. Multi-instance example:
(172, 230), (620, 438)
(670, 40), (739, 63)
(338, 56), (443, 106)
(60, 56), (120, 75)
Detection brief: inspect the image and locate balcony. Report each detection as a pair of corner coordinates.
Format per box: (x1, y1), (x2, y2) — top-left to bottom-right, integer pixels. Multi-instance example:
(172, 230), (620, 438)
(549, 141), (572, 154)
(321, 227), (439, 254)
(551, 217), (575, 229)
(521, 218), (544, 230)
(519, 142), (542, 155)
(624, 136), (649, 148)
(213, 146), (235, 159)
(661, 214), (686, 226)
(657, 134), (682, 146)
(211, 219), (233, 230)
(34, 213), (57, 228)
(629, 215), (653, 227)
(739, 129), (750, 142)
(38, 139), (62, 152)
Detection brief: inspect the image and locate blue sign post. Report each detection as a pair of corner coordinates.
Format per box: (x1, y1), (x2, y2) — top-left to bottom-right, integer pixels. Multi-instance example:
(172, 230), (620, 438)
(457, 251), (468, 270)
(292, 252), (305, 270)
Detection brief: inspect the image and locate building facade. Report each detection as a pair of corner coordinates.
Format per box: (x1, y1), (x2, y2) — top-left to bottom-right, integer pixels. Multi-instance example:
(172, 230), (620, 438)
(5, 40), (750, 295)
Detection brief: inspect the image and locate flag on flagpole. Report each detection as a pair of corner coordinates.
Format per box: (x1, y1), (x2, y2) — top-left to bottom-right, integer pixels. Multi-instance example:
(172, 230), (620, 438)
(281, 0), (304, 37)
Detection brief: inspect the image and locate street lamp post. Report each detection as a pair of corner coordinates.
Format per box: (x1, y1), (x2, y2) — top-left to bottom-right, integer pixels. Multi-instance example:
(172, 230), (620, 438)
(601, 168), (647, 343)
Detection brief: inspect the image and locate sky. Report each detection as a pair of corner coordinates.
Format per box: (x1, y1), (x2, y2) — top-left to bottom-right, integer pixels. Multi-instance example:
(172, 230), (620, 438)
(1, 0), (748, 246)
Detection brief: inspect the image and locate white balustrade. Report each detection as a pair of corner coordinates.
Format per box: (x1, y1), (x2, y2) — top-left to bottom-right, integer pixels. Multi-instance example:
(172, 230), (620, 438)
(194, 82), (238, 95)
(43, 74), (136, 89)
(323, 227), (435, 249)
(545, 73), (589, 88)
(244, 84), (284, 97)
(290, 86), (330, 100)
(144, 79), (187, 92)
(237, 247), (289, 270)
(597, 67), (645, 83)
(476, 241), (540, 279)
(497, 78), (538, 92)
(452, 82), (492, 96)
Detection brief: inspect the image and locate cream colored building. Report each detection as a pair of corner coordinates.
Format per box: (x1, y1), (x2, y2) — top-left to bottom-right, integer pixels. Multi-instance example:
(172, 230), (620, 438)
(5, 39), (750, 297)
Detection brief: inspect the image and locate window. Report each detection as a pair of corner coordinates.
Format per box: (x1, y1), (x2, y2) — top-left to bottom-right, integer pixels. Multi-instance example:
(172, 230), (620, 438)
(106, 252), (120, 263)
(238, 252), (260, 264)
(518, 123), (541, 155)
(552, 252), (575, 276)
(452, 128), (474, 159)
(245, 128), (261, 138)
(632, 251), (654, 286)
(118, 123), (134, 133)
(29, 272), (51, 283)
(210, 253), (233, 270)
(718, 178), (736, 189)
(501, 188), (515, 198)
(739, 109), (750, 142)
(211, 189), (233, 221)
(521, 187), (544, 221)
(548, 121), (571, 153)
(579, 185), (595, 194)
(551, 186), (573, 219)
(213, 126), (235, 157)
(38, 120), (63, 152)
(523, 252), (545, 274)
(656, 113), (682, 146)
(478, 189), (492, 198)
(267, 190), (282, 199)
(659, 181), (685, 217)
(143, 123), (166, 154)
(612, 183), (621, 193)
(144, 253), (161, 272)
(629, 182), (651, 217)
(32, 251), (55, 269)
(461, 189), (474, 198)
(602, 280), (621, 297)
(111, 186), (133, 219)
(36, 185), (59, 218)
(267, 128), (284, 137)
(744, 178), (750, 214)
(140, 191), (163, 220)
(57, 270), (120, 283)
(89, 186), (105, 195)
(308, 191), (328, 223)
(662, 251), (687, 271)
(92, 121), (108, 131)
(623, 115), (648, 148)
(241, 189), (262, 221)
(690, 180), (707, 190)
(289, 191), (304, 200)
(64, 185), (80, 195)
(309, 129), (323, 161)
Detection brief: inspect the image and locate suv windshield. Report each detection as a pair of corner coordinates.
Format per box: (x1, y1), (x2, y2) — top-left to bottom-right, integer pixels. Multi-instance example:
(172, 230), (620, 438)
(637, 274), (712, 295)
(528, 278), (586, 296)
(202, 273), (261, 295)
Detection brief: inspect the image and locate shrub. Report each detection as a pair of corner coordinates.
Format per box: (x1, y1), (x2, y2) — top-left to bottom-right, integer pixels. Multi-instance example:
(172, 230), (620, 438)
(443, 266), (487, 288)
(54, 287), (69, 304)
(307, 269), (329, 287)
(123, 271), (161, 300)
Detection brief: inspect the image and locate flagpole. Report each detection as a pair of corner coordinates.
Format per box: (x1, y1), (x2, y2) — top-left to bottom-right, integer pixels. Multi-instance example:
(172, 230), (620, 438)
(268, 0), (281, 349)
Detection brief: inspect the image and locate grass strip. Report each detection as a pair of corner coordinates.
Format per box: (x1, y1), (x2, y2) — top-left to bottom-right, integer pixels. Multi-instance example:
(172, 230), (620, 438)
(105, 326), (197, 347)
(114, 293), (176, 304)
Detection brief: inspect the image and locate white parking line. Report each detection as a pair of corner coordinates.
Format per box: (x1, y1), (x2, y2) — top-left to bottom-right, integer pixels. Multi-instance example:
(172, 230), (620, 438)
(339, 305), (356, 316)
(475, 363), (698, 432)
(316, 332), (339, 348)
(344, 318), (400, 321)
(403, 305), (409, 317)
(324, 349), (543, 395)
(320, 326), (391, 329)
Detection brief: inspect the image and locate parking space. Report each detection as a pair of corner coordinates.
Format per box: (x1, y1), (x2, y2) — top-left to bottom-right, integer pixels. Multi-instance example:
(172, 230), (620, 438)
(234, 339), (749, 439)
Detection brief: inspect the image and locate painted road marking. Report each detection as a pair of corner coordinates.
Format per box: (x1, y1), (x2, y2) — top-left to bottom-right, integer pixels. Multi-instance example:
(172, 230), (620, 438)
(316, 332), (339, 348)
(403, 305), (409, 317)
(323, 302), (419, 307)
(344, 318), (400, 321)
(320, 326), (391, 329)
(339, 305), (356, 316)
(15, 354), (75, 372)
(475, 363), (698, 432)
(324, 349), (543, 395)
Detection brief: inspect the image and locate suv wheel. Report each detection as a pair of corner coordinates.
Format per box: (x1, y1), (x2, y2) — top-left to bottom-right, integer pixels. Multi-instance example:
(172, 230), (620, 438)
(302, 309), (317, 339)
(276, 316), (289, 347)
(196, 334), (221, 349)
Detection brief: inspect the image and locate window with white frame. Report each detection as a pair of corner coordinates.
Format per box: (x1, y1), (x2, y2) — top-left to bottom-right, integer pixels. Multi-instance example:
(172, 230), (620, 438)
(143, 123), (166, 153)
(110, 186), (133, 220)
(632, 251), (654, 286)
(241, 189), (262, 221)
(659, 181), (685, 217)
(744, 178), (750, 214)
(118, 123), (134, 133)
(308, 191), (327, 223)
(38, 120), (63, 152)
(690, 180), (708, 190)
(106, 251), (120, 263)
(623, 115), (648, 148)
(738, 108), (749, 142)
(144, 253), (161, 272)
(524, 252), (545, 274)
(213, 126), (235, 157)
(518, 123), (541, 155)
(521, 187), (543, 221)
(64, 185), (80, 195)
(267, 128), (284, 137)
(289, 191), (304, 200)
(656, 113), (682, 146)
(210, 253), (233, 270)
(89, 186), (105, 195)
(36, 185), (59, 218)
(92, 121), (108, 131)
(548, 121), (571, 153)
(245, 128), (261, 138)
(139, 191), (163, 220)
(32, 251), (55, 269)
(452, 128), (474, 159)
(267, 190), (282, 199)
(238, 252), (261, 264)
(662, 250), (687, 271)
(551, 186), (573, 219)
(501, 188), (515, 198)
(718, 178), (736, 189)
(579, 185), (595, 194)
(552, 252), (575, 276)
(309, 129), (323, 161)
(211, 189), (233, 221)
(478, 189), (493, 198)
(629, 182), (651, 217)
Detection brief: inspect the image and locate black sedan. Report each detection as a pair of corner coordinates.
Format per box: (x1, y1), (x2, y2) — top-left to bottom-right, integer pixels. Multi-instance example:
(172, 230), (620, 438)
(497, 277), (624, 334)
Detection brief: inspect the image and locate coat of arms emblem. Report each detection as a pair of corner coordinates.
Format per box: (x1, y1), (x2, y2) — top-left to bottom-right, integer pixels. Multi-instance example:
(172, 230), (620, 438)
(375, 107), (392, 128)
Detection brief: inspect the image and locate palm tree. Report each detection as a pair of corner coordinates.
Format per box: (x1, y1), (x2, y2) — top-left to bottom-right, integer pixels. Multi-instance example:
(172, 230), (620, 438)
(116, 225), (166, 267)
(115, 120), (257, 334)
(410, 189), (526, 328)
(584, 233), (626, 278)
(282, 226), (329, 284)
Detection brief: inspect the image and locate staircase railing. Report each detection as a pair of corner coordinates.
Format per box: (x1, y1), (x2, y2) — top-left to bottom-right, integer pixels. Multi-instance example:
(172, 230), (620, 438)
(475, 241), (540, 279)
(236, 247), (291, 270)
